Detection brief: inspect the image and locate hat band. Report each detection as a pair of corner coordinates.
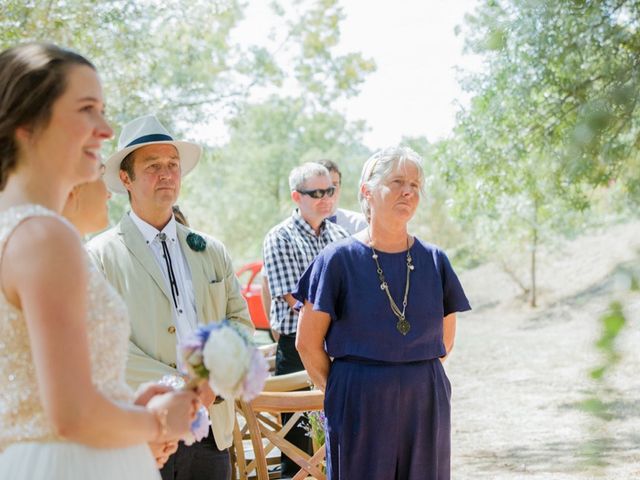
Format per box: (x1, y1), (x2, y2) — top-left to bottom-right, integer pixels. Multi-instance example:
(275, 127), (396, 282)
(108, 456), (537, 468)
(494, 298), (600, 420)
(125, 133), (173, 148)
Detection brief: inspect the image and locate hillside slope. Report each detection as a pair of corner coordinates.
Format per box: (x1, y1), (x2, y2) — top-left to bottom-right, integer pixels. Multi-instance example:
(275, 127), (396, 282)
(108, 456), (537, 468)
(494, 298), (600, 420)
(450, 220), (640, 479)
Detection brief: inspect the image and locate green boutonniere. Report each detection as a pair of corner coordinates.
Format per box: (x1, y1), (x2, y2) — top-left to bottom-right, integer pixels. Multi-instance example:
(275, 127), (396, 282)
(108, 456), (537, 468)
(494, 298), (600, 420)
(186, 232), (206, 252)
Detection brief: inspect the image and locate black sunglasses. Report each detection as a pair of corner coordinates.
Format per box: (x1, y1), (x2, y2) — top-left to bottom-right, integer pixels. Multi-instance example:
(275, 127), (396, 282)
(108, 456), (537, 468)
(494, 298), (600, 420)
(296, 186), (336, 199)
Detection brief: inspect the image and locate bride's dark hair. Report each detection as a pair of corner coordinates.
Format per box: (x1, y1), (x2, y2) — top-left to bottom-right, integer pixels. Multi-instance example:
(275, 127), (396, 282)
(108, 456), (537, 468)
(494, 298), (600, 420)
(0, 43), (95, 189)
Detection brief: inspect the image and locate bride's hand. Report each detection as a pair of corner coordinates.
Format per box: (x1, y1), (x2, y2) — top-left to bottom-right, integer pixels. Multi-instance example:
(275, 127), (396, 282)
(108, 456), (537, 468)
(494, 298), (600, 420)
(149, 440), (178, 468)
(147, 390), (199, 441)
(196, 381), (217, 408)
(134, 382), (174, 406)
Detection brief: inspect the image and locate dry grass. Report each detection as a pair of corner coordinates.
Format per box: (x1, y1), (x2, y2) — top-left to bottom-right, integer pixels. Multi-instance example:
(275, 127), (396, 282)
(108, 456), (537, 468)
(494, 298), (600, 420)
(449, 220), (640, 479)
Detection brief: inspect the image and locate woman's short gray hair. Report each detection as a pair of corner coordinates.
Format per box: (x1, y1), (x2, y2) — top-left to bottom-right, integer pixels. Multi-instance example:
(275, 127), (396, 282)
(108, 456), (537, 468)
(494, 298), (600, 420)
(289, 162), (331, 191)
(358, 146), (425, 221)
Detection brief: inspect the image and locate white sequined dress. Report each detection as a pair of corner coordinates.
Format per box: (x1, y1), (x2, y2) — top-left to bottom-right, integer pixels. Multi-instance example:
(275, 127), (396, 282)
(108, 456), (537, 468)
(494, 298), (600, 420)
(0, 205), (160, 479)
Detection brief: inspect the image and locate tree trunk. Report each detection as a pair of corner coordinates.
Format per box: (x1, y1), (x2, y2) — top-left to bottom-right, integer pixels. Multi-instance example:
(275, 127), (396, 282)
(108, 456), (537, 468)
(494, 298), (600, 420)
(530, 202), (538, 308)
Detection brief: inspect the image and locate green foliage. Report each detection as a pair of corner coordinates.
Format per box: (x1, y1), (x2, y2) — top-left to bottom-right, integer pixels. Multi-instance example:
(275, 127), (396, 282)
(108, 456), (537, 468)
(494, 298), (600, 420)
(575, 273), (635, 467)
(304, 410), (326, 447)
(282, 0), (376, 105)
(0, 0), (259, 132)
(576, 397), (614, 422)
(435, 0), (640, 301)
(183, 96), (370, 262)
(460, 0), (640, 203)
(590, 301), (626, 380)
(1, 0), (375, 261)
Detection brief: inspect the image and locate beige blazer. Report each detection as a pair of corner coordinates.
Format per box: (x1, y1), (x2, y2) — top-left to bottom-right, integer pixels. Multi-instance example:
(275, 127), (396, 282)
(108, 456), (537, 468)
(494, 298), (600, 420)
(87, 213), (253, 449)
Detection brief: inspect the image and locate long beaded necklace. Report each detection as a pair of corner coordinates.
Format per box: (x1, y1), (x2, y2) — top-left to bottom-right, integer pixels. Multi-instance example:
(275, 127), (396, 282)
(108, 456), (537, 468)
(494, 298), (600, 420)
(369, 232), (414, 335)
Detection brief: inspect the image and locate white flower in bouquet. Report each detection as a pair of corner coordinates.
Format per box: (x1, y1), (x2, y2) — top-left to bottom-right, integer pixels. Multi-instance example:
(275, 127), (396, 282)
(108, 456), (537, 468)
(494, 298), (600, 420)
(180, 320), (269, 402)
(202, 325), (251, 399)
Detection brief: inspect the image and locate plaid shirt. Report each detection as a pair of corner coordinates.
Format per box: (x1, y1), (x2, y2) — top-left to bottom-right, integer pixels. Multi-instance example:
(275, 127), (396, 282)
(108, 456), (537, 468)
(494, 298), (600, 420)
(263, 209), (349, 335)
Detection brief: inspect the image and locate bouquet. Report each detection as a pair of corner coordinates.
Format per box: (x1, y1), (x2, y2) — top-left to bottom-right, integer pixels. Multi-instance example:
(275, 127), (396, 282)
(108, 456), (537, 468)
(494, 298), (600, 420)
(180, 320), (269, 402)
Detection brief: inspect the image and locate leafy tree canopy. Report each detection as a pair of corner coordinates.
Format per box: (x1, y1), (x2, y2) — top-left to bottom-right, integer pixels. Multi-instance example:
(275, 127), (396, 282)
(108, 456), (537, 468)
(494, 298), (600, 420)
(1, 0), (376, 261)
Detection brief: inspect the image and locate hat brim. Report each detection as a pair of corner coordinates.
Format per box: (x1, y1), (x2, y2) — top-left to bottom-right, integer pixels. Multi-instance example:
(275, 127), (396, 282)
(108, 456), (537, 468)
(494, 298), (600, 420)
(104, 140), (202, 194)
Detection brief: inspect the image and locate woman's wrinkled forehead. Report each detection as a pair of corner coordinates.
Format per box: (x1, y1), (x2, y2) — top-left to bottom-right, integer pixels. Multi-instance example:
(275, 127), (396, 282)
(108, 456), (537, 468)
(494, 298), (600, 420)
(388, 158), (422, 179)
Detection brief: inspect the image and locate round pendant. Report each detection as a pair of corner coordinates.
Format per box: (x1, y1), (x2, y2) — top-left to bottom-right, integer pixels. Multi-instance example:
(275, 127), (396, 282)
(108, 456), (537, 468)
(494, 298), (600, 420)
(396, 318), (411, 335)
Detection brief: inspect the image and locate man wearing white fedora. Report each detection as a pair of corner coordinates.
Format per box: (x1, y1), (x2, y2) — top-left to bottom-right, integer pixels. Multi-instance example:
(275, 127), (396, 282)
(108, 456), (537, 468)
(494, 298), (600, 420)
(87, 114), (253, 480)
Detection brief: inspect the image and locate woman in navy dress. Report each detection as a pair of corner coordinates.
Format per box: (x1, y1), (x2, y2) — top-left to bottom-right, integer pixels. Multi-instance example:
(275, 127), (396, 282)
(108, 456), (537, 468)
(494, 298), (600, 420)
(294, 146), (471, 480)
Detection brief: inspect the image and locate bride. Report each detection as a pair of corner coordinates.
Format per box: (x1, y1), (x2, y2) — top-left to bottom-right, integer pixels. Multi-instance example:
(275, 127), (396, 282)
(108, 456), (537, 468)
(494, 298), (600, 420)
(0, 43), (197, 479)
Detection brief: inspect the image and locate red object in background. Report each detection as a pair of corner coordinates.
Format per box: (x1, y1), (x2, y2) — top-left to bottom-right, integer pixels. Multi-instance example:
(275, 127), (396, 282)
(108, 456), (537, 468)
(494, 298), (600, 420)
(236, 261), (270, 330)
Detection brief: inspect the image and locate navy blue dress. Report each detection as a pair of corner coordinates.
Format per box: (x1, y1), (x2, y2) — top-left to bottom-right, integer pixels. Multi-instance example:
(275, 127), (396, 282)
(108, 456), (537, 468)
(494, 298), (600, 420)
(294, 237), (471, 480)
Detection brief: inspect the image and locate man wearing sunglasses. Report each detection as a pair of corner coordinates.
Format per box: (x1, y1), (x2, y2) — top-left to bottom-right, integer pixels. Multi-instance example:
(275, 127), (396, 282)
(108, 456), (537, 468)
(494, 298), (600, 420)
(262, 162), (348, 478)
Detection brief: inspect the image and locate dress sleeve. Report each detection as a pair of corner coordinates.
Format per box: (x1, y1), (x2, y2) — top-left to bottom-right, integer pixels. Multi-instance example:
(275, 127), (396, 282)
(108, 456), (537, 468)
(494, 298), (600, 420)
(438, 250), (472, 316)
(292, 249), (342, 321)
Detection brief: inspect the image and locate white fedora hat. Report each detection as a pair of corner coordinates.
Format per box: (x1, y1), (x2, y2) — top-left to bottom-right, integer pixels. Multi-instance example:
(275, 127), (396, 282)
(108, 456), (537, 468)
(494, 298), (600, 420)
(104, 114), (202, 194)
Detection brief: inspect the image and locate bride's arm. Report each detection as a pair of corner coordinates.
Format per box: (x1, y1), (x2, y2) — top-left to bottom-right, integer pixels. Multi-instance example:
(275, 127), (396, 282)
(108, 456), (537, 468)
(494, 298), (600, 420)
(1, 217), (195, 448)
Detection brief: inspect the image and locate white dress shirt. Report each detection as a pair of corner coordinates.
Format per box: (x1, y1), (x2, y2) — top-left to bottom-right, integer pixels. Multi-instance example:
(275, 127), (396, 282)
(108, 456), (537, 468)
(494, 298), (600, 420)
(332, 208), (368, 235)
(129, 210), (199, 343)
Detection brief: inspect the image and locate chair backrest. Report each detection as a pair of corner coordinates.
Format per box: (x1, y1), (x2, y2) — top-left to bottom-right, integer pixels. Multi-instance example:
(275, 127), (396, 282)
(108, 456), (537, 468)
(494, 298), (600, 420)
(262, 370), (312, 393)
(232, 371), (326, 480)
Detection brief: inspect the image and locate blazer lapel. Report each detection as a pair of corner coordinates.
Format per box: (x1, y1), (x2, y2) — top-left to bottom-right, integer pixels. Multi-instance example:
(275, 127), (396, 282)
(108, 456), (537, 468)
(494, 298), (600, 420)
(177, 226), (208, 322)
(118, 213), (173, 302)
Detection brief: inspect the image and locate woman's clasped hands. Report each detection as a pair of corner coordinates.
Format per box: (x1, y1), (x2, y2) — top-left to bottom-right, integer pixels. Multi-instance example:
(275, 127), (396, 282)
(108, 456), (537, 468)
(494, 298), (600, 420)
(135, 383), (200, 467)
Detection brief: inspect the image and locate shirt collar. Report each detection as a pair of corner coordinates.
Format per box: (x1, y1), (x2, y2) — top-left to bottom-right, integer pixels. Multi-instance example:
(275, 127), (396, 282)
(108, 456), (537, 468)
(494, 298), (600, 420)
(129, 209), (178, 245)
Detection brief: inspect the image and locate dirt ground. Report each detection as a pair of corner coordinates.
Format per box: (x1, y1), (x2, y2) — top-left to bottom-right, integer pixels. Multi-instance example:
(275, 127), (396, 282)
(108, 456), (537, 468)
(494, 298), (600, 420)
(448, 220), (640, 479)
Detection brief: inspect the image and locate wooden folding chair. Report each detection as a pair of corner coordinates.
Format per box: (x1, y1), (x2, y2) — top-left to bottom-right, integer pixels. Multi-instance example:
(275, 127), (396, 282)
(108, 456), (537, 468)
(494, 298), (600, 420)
(231, 371), (325, 480)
